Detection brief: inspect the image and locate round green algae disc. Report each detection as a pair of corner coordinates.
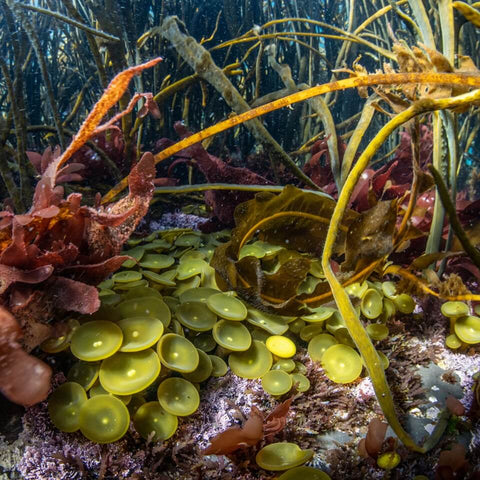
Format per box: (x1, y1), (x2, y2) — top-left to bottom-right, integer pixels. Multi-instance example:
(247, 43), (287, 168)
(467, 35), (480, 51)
(261, 369), (293, 396)
(175, 233), (202, 248)
(209, 355), (228, 377)
(138, 253), (174, 271)
(114, 279), (148, 290)
(157, 377), (200, 416)
(321, 344), (362, 384)
(207, 293), (247, 321)
(40, 333), (72, 353)
(228, 340), (273, 379)
(251, 328), (271, 343)
(48, 382), (87, 432)
(180, 250), (206, 261)
(157, 333), (199, 373)
(89, 382), (131, 404)
(173, 276), (201, 296)
(246, 308), (289, 335)
(213, 320), (252, 351)
(333, 327), (355, 348)
(98, 278), (114, 290)
(112, 270), (143, 284)
(291, 373), (310, 392)
(67, 361), (100, 390)
(116, 296), (171, 328)
(176, 259), (208, 280)
(300, 323), (324, 342)
(393, 293), (415, 314)
(193, 333), (217, 352)
(179, 287), (218, 304)
(133, 401), (178, 441)
(454, 315), (480, 344)
(377, 451), (401, 470)
(266, 335), (296, 358)
(381, 281), (397, 299)
(446, 333), (462, 349)
(345, 281), (368, 298)
(366, 323), (389, 341)
(361, 288), (383, 319)
(288, 318), (305, 334)
(308, 334), (338, 362)
(441, 301), (469, 318)
(294, 361), (307, 374)
(256, 442), (314, 471)
(79, 394), (130, 443)
(301, 306), (336, 323)
(99, 348), (161, 395)
(70, 320), (123, 362)
(176, 301), (217, 332)
(182, 349), (213, 383)
(143, 269), (177, 286)
(122, 246), (145, 267)
(117, 316), (164, 352)
(272, 359), (296, 373)
(278, 466), (331, 480)
(41, 318), (79, 353)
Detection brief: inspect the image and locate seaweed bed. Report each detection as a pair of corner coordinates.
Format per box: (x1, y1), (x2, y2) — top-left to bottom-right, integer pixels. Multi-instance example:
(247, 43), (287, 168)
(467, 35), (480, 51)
(1, 1), (480, 478)
(0, 215), (478, 479)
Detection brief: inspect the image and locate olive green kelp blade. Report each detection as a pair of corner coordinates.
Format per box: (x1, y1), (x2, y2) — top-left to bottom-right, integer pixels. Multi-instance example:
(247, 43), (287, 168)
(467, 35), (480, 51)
(211, 186), (359, 315)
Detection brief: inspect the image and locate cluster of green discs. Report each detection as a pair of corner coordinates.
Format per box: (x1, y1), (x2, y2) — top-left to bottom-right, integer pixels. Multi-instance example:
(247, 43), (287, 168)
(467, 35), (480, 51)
(301, 279), (416, 384)
(44, 229), (417, 444)
(441, 301), (480, 349)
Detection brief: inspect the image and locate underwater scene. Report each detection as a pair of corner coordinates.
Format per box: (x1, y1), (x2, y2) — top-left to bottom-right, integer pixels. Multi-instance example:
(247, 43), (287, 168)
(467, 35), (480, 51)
(1, 0), (480, 478)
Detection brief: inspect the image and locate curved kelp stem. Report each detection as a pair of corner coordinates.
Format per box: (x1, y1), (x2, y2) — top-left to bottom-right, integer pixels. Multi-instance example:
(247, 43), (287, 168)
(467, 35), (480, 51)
(101, 71), (480, 204)
(321, 88), (480, 452)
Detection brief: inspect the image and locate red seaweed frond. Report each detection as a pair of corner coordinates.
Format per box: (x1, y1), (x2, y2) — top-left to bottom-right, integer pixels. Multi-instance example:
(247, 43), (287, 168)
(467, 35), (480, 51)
(203, 396), (294, 456)
(0, 61), (160, 407)
(44, 57), (162, 186)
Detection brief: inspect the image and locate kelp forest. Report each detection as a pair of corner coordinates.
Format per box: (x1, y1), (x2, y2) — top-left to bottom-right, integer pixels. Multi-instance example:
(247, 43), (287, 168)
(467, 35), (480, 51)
(0, 0), (480, 479)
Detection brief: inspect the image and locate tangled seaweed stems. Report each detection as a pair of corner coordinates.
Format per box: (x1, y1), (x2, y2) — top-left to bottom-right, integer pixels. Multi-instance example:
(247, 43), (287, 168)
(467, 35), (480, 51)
(321, 86), (480, 452)
(102, 71), (480, 204)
